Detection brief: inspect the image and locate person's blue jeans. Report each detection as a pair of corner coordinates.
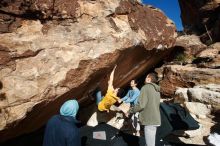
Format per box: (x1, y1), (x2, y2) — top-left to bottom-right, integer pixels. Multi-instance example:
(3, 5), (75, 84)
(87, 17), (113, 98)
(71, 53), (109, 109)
(96, 91), (104, 105)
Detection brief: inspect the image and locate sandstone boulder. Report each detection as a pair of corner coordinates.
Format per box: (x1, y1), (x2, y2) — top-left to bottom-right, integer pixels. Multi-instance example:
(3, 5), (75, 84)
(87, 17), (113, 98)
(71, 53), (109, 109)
(157, 65), (220, 97)
(195, 43), (220, 68)
(184, 102), (211, 119)
(0, 0), (176, 142)
(160, 35), (207, 65)
(175, 35), (206, 51)
(188, 85), (220, 112)
(173, 84), (220, 113)
(174, 87), (188, 103)
(197, 46), (219, 59)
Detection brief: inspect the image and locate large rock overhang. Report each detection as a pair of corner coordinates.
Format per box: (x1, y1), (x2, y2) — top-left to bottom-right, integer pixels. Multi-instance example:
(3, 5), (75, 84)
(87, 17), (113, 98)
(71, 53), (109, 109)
(0, 0), (176, 141)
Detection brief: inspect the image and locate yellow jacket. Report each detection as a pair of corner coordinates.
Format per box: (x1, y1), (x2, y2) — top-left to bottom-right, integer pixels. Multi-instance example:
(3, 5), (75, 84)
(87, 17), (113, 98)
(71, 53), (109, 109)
(98, 89), (120, 112)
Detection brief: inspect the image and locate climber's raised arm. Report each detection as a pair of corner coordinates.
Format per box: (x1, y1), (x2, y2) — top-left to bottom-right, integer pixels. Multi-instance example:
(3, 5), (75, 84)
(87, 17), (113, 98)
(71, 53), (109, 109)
(107, 65), (117, 91)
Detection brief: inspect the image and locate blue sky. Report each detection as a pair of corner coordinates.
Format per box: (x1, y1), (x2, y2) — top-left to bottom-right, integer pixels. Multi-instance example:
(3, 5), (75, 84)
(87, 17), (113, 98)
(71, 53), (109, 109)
(143, 0), (183, 31)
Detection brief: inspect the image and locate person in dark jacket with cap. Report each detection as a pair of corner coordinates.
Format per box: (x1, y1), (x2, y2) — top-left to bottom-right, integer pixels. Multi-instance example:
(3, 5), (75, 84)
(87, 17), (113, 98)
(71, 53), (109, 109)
(129, 73), (161, 146)
(43, 99), (81, 146)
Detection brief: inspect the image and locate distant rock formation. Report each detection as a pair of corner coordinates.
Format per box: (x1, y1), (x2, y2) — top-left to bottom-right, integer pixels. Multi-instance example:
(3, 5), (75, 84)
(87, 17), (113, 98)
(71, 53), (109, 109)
(156, 35), (220, 103)
(156, 1), (220, 143)
(178, 0), (220, 44)
(156, 35), (220, 145)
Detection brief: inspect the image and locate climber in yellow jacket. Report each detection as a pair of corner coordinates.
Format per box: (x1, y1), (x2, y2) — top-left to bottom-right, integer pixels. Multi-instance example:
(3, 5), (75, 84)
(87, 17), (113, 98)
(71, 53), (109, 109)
(97, 65), (121, 112)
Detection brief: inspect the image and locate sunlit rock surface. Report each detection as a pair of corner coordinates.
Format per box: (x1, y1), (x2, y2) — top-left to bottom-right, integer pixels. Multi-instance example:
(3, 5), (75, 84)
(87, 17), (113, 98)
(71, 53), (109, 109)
(0, 0), (176, 141)
(156, 34), (220, 145)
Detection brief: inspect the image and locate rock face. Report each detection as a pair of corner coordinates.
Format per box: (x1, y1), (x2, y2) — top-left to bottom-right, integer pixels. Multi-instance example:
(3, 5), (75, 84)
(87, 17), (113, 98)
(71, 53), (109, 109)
(157, 65), (220, 97)
(184, 102), (211, 118)
(195, 43), (220, 68)
(0, 0), (176, 142)
(172, 35), (207, 64)
(157, 35), (220, 98)
(188, 84), (220, 101)
(188, 85), (220, 112)
(175, 84), (220, 109)
(156, 36), (220, 145)
(158, 1), (220, 145)
(178, 0), (220, 44)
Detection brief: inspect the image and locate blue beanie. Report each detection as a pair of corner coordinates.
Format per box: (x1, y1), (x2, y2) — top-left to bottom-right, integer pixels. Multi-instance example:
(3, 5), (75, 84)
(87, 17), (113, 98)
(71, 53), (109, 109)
(60, 99), (79, 117)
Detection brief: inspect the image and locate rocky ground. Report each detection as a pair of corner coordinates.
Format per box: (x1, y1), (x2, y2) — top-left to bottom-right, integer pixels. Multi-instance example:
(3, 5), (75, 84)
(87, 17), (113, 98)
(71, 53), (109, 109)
(155, 34), (220, 145)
